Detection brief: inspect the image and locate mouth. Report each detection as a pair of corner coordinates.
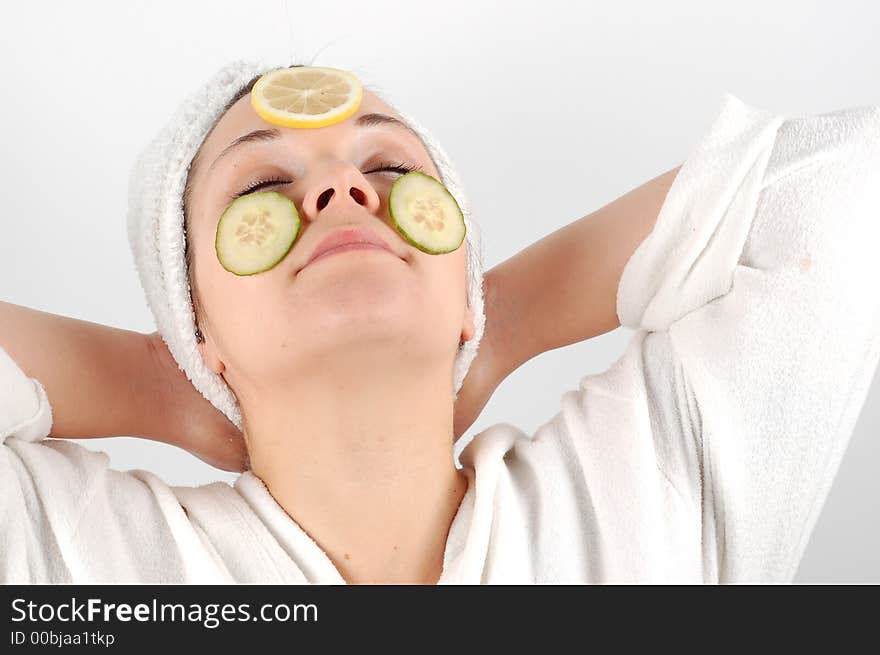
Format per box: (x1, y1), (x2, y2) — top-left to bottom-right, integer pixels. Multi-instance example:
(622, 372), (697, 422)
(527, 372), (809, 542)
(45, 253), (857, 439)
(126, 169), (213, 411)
(298, 225), (397, 273)
(304, 242), (397, 267)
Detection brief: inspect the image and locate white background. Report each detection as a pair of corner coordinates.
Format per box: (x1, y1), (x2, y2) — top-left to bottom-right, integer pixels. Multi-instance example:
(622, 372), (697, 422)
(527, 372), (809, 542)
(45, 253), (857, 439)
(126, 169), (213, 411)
(1, 0), (877, 582)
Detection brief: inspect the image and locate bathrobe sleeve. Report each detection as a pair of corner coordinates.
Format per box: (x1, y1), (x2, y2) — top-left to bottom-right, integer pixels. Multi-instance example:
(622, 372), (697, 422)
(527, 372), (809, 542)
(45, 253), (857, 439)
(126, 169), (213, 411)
(0, 345), (53, 445)
(0, 344), (219, 583)
(613, 94), (880, 582)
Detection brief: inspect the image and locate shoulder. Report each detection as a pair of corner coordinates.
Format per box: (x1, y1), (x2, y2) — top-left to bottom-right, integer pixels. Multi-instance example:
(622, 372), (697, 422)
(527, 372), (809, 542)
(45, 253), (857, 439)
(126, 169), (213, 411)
(1, 437), (243, 582)
(457, 417), (582, 489)
(3, 435), (234, 518)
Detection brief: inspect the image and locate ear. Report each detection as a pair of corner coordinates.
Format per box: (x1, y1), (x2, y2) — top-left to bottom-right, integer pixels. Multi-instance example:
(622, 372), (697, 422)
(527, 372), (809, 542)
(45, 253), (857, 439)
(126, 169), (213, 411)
(197, 328), (226, 375)
(460, 302), (476, 345)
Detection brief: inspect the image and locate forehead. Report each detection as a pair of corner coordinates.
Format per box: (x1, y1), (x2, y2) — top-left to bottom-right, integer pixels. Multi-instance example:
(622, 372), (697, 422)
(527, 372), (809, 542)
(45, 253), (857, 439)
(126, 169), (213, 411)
(200, 87), (404, 160)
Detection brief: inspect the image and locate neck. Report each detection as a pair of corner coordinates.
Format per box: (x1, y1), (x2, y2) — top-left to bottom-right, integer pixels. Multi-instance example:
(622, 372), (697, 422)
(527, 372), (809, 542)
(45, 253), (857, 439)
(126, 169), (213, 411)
(241, 358), (468, 584)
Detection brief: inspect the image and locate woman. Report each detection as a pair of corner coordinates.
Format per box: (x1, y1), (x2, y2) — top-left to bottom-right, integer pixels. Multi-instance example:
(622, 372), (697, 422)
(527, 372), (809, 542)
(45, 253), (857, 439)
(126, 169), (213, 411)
(2, 59), (879, 584)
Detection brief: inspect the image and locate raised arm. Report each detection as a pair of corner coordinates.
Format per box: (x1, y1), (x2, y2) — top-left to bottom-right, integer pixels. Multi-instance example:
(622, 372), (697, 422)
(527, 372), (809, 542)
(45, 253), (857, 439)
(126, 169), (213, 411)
(0, 302), (246, 471)
(481, 165), (681, 383)
(456, 94), (880, 582)
(0, 302), (156, 439)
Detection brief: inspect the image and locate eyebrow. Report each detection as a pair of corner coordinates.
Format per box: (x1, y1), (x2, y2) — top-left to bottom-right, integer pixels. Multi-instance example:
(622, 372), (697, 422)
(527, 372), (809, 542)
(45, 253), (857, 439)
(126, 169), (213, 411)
(207, 113), (421, 172)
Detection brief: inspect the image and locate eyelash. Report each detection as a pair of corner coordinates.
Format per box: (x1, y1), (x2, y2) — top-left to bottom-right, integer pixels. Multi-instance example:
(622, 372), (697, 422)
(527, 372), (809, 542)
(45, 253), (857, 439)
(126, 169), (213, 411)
(230, 161), (423, 200)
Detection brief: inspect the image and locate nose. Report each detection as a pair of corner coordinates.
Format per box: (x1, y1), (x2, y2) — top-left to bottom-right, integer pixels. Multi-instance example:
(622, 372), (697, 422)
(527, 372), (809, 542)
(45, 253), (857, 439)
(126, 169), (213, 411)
(299, 161), (381, 223)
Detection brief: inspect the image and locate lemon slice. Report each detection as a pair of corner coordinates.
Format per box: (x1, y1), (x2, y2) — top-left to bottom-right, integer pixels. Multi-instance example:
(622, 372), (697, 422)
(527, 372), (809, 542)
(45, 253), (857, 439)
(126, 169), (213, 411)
(250, 66), (363, 129)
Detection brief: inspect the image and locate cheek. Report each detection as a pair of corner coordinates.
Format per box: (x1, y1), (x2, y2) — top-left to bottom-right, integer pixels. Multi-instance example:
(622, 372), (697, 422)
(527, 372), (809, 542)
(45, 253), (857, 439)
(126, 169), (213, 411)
(415, 247), (469, 313)
(201, 268), (312, 379)
(196, 236), (299, 340)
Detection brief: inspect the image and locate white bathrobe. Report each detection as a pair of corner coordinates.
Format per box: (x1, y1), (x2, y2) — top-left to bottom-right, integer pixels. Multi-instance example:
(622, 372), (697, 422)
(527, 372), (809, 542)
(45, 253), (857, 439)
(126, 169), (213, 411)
(2, 94), (879, 584)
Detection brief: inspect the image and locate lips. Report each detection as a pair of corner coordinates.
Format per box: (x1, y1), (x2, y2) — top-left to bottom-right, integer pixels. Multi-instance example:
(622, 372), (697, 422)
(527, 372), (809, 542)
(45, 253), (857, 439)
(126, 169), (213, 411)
(301, 226), (395, 271)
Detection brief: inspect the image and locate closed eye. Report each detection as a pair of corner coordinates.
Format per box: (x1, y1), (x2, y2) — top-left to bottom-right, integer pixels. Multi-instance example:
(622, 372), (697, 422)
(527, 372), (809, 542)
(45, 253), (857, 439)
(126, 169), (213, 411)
(230, 177), (291, 199)
(366, 162), (422, 177)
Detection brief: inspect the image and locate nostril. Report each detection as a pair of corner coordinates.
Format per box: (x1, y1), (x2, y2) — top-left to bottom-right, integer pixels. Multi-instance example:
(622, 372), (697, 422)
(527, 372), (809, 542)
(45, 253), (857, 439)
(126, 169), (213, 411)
(349, 187), (366, 205)
(317, 188), (334, 211)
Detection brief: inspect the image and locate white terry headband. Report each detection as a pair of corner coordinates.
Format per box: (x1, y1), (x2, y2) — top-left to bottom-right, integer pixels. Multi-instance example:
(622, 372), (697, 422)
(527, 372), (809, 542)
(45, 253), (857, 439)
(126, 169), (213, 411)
(126, 57), (486, 433)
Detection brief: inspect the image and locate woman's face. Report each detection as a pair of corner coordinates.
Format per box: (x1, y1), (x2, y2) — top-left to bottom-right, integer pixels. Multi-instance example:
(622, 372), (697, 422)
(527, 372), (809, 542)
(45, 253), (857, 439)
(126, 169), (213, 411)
(185, 87), (475, 402)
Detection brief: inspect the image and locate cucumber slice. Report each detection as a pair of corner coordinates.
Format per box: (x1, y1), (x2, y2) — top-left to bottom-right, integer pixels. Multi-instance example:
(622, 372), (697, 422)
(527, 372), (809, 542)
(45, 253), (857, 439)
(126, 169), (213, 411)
(215, 191), (301, 275)
(388, 171), (465, 255)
